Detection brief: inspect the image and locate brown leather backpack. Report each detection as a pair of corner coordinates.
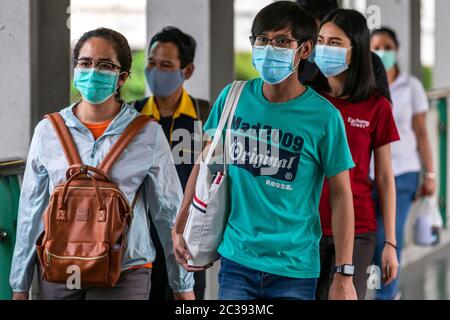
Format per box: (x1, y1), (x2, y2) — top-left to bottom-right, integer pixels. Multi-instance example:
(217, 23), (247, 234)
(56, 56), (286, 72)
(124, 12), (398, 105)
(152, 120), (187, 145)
(36, 113), (152, 288)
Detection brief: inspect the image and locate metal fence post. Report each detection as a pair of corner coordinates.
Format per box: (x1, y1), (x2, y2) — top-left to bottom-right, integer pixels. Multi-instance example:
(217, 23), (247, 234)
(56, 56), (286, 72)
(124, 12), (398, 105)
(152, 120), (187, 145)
(437, 97), (448, 228)
(0, 159), (24, 300)
(0, 175), (21, 299)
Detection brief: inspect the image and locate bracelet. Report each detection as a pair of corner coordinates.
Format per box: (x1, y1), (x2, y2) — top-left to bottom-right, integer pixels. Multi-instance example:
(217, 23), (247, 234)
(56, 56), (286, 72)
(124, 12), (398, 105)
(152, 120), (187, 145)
(425, 172), (436, 180)
(384, 241), (398, 250)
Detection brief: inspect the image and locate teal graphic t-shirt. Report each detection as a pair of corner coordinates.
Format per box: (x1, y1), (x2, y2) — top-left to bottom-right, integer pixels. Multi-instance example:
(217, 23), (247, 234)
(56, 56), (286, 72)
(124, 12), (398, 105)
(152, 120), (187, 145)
(203, 78), (355, 278)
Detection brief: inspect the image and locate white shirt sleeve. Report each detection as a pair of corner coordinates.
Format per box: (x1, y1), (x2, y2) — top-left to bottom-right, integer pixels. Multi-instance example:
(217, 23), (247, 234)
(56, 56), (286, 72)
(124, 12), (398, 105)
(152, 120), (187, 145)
(409, 76), (430, 114)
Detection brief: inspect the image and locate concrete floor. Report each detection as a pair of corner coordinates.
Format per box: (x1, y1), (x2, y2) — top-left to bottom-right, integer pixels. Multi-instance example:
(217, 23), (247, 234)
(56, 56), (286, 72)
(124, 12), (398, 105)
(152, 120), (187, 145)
(398, 243), (450, 300)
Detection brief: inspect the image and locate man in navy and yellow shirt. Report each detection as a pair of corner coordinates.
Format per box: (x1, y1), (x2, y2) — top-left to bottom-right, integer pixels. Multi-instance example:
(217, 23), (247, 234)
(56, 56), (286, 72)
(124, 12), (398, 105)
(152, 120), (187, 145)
(134, 27), (210, 300)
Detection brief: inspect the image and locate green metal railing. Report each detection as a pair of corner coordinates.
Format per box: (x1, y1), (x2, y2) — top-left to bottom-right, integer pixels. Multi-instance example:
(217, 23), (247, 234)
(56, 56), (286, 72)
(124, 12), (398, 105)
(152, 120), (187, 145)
(427, 88), (450, 228)
(0, 159), (25, 300)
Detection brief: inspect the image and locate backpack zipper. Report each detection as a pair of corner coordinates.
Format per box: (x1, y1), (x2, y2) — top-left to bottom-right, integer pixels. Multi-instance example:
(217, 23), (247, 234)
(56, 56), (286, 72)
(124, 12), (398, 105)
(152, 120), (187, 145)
(55, 186), (129, 201)
(45, 248), (108, 266)
(54, 186), (131, 210)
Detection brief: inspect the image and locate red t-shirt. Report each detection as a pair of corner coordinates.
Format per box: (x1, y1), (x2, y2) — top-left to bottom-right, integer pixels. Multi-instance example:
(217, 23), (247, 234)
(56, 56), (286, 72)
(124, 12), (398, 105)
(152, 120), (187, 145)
(319, 91), (400, 235)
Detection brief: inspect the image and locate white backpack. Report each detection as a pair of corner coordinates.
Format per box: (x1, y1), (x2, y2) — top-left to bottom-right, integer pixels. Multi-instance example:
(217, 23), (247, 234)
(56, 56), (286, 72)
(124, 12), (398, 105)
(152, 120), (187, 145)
(183, 81), (246, 267)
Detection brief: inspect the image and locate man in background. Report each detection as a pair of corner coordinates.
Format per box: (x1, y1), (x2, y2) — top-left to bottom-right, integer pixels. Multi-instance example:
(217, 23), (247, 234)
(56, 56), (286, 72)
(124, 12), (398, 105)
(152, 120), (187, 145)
(134, 26), (210, 300)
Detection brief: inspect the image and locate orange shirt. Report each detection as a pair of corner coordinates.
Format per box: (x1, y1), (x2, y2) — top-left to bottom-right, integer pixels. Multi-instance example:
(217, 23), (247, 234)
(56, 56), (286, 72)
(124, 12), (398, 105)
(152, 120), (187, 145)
(128, 262), (153, 270)
(82, 119), (112, 140)
(82, 118), (153, 270)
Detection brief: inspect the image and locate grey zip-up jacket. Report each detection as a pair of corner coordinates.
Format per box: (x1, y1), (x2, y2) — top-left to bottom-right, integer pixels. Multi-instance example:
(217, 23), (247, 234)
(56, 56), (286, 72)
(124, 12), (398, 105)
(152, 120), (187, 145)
(9, 103), (194, 293)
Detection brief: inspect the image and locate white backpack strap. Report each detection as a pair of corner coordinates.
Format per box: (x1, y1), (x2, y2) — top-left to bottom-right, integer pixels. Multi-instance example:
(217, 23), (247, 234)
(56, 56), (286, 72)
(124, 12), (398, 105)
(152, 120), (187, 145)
(204, 81), (247, 165)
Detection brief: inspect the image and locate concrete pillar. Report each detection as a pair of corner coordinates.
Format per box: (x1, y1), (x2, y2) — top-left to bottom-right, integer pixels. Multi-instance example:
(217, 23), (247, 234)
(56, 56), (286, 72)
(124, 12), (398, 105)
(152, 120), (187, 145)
(146, 0), (234, 102)
(30, 0), (71, 129)
(0, 0), (32, 160)
(209, 0), (234, 101)
(366, 0), (422, 79)
(435, 0), (450, 231)
(0, 0), (70, 160)
(434, 0), (450, 88)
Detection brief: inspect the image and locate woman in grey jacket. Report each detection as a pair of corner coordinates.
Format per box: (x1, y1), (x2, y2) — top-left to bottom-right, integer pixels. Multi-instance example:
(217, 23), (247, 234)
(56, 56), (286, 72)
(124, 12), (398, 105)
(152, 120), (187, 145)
(10, 28), (194, 300)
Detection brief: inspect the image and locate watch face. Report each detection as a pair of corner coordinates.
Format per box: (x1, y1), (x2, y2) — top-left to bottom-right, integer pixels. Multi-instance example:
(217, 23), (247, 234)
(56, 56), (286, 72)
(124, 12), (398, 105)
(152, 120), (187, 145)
(343, 265), (355, 275)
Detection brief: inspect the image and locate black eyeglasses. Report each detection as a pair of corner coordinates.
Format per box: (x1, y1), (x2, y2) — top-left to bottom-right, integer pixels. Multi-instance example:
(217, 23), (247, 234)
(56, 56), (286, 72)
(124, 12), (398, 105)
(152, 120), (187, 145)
(74, 58), (122, 72)
(249, 36), (301, 51)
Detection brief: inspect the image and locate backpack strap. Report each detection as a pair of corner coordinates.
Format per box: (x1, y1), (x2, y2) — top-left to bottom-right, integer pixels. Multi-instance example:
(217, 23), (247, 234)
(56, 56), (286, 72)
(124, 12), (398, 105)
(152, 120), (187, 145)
(133, 97), (149, 114)
(192, 97), (211, 123)
(98, 115), (153, 175)
(45, 113), (82, 166)
(204, 81), (247, 170)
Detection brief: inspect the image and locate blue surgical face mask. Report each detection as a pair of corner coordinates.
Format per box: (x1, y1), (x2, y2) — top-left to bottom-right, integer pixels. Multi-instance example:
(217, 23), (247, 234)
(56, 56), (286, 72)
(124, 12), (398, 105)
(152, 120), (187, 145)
(145, 68), (185, 97)
(73, 68), (119, 105)
(308, 47), (316, 63)
(375, 50), (396, 71)
(252, 44), (303, 85)
(314, 45), (351, 78)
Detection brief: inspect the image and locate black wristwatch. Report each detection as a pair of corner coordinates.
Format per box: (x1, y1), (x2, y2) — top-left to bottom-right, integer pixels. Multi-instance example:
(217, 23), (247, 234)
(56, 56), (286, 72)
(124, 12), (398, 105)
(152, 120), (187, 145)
(334, 264), (355, 276)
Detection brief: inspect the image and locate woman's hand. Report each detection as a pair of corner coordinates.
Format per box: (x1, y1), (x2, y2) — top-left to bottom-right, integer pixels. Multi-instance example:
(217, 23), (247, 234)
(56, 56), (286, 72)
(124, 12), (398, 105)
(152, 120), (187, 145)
(413, 112), (435, 198)
(382, 244), (399, 285)
(174, 291), (196, 300)
(172, 231), (213, 272)
(12, 292), (29, 300)
(419, 177), (436, 197)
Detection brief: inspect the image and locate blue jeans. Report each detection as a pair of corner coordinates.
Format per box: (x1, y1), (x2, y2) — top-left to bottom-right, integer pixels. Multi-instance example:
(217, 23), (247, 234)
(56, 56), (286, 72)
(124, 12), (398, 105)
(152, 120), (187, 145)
(373, 172), (419, 300)
(218, 257), (317, 300)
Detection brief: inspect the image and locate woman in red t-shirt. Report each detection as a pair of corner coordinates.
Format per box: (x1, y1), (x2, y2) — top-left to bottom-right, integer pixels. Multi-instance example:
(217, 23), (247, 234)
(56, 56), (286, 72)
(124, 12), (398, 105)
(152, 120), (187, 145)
(309, 9), (400, 300)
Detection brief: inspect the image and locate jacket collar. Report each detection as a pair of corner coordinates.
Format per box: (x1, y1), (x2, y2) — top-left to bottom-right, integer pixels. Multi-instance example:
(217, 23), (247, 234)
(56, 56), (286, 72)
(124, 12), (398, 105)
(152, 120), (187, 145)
(60, 101), (139, 137)
(390, 72), (409, 90)
(142, 88), (198, 121)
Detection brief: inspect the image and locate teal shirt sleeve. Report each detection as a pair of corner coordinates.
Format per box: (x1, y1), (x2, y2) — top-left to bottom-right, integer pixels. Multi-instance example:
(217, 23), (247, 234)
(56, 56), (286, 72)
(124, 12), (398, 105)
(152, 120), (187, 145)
(203, 84), (233, 139)
(319, 110), (355, 178)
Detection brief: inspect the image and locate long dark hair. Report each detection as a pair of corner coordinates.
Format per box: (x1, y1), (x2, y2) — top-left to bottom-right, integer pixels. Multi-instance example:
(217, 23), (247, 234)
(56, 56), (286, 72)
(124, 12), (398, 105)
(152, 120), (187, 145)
(296, 0), (339, 21)
(73, 28), (132, 99)
(311, 9), (378, 103)
(371, 27), (400, 49)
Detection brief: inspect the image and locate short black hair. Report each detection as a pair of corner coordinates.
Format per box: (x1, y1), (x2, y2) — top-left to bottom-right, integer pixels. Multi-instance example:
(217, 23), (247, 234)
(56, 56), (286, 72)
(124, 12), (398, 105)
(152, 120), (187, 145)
(251, 1), (318, 73)
(297, 0), (339, 21)
(371, 27), (400, 48)
(149, 26), (196, 68)
(311, 9), (378, 103)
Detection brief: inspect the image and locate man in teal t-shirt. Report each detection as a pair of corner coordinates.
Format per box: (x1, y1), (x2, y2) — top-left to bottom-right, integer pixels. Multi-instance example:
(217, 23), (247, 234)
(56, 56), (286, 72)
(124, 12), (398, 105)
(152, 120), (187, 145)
(173, 1), (357, 300)
(203, 77), (354, 280)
